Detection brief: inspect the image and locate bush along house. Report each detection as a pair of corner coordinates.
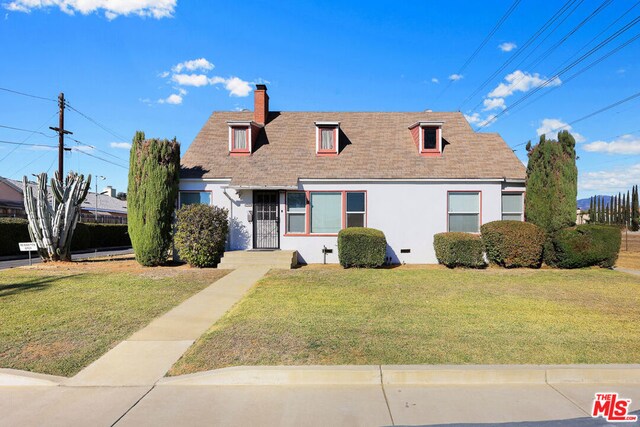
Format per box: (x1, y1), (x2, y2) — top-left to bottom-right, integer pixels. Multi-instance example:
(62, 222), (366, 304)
(179, 85), (526, 264)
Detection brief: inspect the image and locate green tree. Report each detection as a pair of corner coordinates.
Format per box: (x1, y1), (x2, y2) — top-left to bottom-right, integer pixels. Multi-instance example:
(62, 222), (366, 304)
(127, 131), (180, 266)
(633, 185), (640, 231)
(525, 130), (578, 233)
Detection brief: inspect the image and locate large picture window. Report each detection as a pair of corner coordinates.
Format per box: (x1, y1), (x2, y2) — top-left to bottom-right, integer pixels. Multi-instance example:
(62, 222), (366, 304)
(179, 192), (211, 207)
(286, 192), (306, 233)
(448, 192), (480, 233)
(310, 192), (342, 234)
(502, 193), (523, 221)
(346, 192), (366, 227)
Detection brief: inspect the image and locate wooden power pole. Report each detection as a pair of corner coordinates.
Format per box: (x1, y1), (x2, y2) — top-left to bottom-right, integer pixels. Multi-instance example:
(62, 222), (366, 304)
(49, 93), (72, 181)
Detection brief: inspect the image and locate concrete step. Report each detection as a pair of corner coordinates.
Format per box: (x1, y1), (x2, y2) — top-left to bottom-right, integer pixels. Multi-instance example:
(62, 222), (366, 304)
(218, 250), (297, 270)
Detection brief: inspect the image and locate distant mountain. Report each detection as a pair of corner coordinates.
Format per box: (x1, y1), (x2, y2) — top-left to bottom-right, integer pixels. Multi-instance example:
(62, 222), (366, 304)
(577, 196), (612, 211)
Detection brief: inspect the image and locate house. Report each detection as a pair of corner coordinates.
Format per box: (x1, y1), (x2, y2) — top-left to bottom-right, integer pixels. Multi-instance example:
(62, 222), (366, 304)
(179, 85), (526, 264)
(0, 177), (128, 224)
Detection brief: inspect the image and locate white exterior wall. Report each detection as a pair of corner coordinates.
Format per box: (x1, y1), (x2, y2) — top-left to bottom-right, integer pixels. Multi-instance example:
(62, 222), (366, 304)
(179, 179), (525, 264)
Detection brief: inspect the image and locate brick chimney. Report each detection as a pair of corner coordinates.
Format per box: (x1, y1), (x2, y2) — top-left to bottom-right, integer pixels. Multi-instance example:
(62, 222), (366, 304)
(254, 84), (269, 125)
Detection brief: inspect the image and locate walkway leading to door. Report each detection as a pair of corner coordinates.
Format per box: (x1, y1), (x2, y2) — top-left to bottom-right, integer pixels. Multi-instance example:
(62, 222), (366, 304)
(66, 265), (270, 387)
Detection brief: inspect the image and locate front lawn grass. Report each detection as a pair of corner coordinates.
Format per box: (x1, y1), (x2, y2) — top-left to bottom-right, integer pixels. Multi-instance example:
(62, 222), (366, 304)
(170, 267), (640, 375)
(0, 260), (228, 376)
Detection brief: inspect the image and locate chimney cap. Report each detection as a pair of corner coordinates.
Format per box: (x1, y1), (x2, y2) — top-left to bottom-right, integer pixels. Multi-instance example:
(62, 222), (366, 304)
(255, 84), (267, 91)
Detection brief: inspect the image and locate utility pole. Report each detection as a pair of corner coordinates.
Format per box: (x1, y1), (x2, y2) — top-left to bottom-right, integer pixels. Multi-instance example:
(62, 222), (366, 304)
(49, 93), (72, 182)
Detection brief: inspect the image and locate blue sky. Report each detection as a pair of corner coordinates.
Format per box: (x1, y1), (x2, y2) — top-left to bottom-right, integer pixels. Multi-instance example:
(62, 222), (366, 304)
(0, 0), (638, 198)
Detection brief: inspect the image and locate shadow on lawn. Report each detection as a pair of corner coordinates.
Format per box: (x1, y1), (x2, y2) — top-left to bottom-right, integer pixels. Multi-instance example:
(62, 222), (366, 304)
(0, 274), (83, 298)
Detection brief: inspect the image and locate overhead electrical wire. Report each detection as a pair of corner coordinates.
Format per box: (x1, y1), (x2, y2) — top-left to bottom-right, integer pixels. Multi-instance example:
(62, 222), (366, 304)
(457, 0), (580, 110)
(0, 87), (57, 103)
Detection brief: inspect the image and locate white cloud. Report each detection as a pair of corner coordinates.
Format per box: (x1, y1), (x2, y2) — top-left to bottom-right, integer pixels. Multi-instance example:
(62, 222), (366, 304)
(111, 142), (132, 150)
(448, 74), (463, 81)
(431, 77), (439, 84)
(464, 113), (481, 124)
(579, 163), (640, 191)
(583, 134), (640, 155)
(488, 70), (561, 99)
(172, 58), (214, 73)
(221, 76), (251, 97)
(171, 73), (209, 87)
(498, 42), (517, 52)
(3, 0), (176, 20)
(158, 93), (183, 105)
(536, 118), (585, 143)
(482, 97), (506, 111)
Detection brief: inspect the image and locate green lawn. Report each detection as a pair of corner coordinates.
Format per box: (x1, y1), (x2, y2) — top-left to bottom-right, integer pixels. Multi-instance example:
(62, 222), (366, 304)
(0, 262), (228, 376)
(170, 266), (640, 375)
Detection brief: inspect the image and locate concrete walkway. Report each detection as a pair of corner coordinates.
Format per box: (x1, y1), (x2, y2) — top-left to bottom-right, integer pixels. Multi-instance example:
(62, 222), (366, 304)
(66, 265), (269, 387)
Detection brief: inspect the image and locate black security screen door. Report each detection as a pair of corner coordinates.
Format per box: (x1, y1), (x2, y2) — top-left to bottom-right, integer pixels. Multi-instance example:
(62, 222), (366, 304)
(253, 191), (280, 249)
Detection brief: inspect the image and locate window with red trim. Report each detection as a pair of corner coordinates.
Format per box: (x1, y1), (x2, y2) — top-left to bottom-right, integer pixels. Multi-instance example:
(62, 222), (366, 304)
(422, 127), (440, 153)
(231, 126), (249, 152)
(316, 126), (338, 154)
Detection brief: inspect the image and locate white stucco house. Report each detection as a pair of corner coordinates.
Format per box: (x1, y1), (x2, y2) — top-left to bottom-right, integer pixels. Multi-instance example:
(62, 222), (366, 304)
(179, 85), (526, 264)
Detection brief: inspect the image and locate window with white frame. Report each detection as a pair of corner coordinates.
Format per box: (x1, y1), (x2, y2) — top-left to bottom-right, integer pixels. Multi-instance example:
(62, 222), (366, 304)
(448, 192), (480, 232)
(232, 127), (248, 151)
(320, 128), (335, 151)
(346, 192), (366, 227)
(310, 192), (342, 233)
(179, 192), (211, 208)
(286, 192), (306, 233)
(502, 193), (523, 221)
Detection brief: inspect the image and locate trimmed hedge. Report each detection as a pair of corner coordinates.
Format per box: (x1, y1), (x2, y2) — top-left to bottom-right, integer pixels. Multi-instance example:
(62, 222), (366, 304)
(174, 204), (229, 268)
(481, 220), (545, 268)
(338, 227), (387, 268)
(545, 224), (621, 269)
(0, 219), (130, 256)
(0, 218), (31, 256)
(434, 232), (487, 268)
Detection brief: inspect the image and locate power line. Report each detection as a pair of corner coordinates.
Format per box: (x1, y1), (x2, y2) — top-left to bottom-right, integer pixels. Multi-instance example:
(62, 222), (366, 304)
(68, 136), (128, 162)
(511, 90), (640, 150)
(468, 0), (612, 114)
(506, 31), (640, 117)
(457, 0), (579, 110)
(0, 111), (59, 164)
(0, 124), (57, 138)
(66, 102), (129, 142)
(0, 87), (57, 103)
(70, 147), (128, 169)
(475, 15), (640, 129)
(0, 139), (57, 149)
(437, 0), (521, 99)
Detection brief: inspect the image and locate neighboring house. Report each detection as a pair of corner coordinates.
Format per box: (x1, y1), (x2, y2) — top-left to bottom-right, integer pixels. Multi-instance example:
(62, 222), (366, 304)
(0, 177), (128, 224)
(576, 209), (589, 225)
(180, 85), (526, 264)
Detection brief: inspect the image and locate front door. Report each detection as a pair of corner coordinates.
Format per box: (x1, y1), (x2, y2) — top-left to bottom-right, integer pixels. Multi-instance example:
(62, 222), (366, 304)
(253, 191), (280, 249)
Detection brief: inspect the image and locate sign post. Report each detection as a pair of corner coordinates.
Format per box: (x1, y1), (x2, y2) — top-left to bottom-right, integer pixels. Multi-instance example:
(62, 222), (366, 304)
(19, 242), (38, 266)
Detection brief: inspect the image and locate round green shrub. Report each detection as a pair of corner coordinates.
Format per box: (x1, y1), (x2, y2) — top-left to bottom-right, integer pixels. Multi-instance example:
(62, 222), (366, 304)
(338, 227), (386, 268)
(545, 224), (621, 268)
(174, 204), (229, 268)
(481, 220), (545, 268)
(433, 232), (486, 268)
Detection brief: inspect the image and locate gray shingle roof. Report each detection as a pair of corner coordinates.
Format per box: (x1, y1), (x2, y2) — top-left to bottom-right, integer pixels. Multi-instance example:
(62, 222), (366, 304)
(181, 111), (526, 186)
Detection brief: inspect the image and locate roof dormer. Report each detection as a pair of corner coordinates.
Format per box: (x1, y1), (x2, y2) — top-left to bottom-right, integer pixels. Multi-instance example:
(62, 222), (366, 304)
(315, 121), (340, 156)
(408, 121), (444, 157)
(228, 121), (262, 156)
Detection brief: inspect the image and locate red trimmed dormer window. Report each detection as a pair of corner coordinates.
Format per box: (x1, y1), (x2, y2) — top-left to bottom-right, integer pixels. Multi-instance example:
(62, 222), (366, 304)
(315, 121), (339, 156)
(228, 120), (262, 156)
(408, 121), (444, 157)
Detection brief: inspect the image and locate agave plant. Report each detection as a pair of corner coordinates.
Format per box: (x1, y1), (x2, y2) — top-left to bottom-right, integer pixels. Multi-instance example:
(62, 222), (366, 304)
(23, 171), (91, 261)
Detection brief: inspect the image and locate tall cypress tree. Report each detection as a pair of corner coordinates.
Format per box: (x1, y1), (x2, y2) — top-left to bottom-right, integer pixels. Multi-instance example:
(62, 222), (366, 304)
(127, 131), (181, 266)
(589, 196), (594, 223)
(525, 131), (578, 233)
(626, 190), (631, 228)
(633, 185), (640, 231)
